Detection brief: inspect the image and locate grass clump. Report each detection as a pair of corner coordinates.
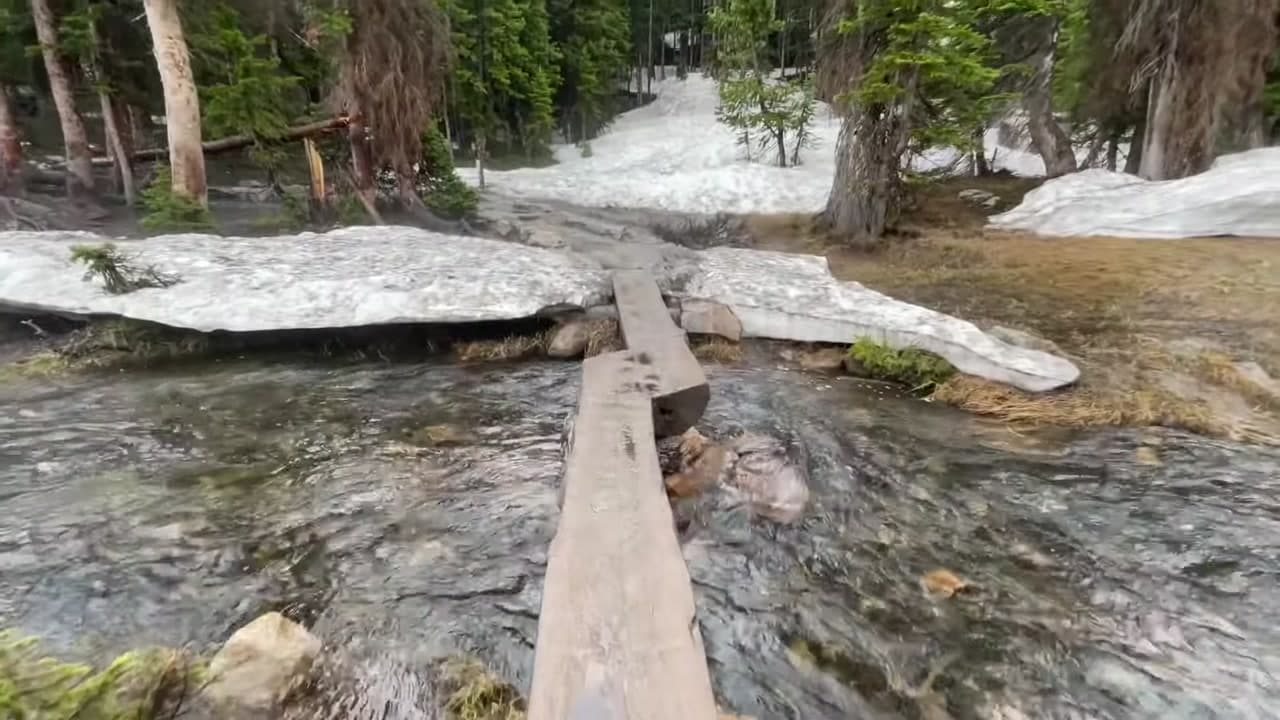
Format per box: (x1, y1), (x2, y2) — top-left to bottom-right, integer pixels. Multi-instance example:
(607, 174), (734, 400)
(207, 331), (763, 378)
(0, 631), (203, 720)
(454, 333), (549, 363)
(849, 337), (955, 393)
(140, 167), (215, 233)
(691, 337), (743, 364)
(439, 656), (525, 720)
(71, 244), (179, 295)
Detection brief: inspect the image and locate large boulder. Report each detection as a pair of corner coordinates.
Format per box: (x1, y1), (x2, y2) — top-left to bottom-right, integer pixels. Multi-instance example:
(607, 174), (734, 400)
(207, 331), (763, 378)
(679, 299), (742, 342)
(203, 612), (322, 714)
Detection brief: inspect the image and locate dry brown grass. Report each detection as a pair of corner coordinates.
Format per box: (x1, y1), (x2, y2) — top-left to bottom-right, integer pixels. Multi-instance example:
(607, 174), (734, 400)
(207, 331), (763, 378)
(454, 333), (550, 363)
(581, 318), (623, 357)
(691, 337), (744, 364)
(745, 177), (1280, 440)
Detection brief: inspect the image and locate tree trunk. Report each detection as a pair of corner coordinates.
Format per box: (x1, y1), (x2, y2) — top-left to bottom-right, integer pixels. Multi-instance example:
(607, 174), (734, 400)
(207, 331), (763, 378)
(0, 84), (22, 194)
(348, 114), (379, 207)
(1125, 107), (1146, 175)
(84, 24), (136, 205)
(1022, 18), (1076, 178)
(821, 105), (907, 246)
(31, 0), (95, 197)
(1106, 130), (1120, 171)
(143, 0), (207, 205)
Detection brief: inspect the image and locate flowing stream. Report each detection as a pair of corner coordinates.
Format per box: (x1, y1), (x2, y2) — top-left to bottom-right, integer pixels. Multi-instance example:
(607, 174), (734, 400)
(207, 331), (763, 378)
(2, 359), (1278, 719)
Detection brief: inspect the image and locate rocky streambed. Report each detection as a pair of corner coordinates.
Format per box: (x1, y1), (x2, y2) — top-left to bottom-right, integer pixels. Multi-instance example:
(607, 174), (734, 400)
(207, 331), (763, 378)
(2, 358), (1278, 718)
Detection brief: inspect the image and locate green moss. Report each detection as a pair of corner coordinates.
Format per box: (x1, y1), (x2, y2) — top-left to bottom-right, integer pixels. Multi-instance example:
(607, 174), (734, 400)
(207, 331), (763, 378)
(439, 656), (525, 720)
(0, 631), (204, 720)
(0, 352), (69, 381)
(849, 337), (956, 393)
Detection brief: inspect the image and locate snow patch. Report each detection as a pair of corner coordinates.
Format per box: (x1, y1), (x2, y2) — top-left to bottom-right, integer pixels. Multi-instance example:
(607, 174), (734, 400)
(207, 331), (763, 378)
(459, 73), (1055, 214)
(990, 148), (1280, 238)
(0, 227), (1079, 391)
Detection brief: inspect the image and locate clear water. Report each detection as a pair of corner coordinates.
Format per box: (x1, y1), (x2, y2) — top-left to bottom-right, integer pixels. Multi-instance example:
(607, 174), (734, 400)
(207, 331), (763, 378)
(2, 360), (1277, 719)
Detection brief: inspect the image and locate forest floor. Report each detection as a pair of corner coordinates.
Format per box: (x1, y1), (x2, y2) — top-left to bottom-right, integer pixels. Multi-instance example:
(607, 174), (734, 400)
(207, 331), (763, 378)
(745, 176), (1280, 443)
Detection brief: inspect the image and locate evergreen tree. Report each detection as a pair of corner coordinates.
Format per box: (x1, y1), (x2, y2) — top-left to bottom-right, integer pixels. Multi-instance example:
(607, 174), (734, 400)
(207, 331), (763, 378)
(549, 0), (631, 142)
(443, 0), (561, 157)
(710, 0), (815, 167)
(821, 0), (1012, 243)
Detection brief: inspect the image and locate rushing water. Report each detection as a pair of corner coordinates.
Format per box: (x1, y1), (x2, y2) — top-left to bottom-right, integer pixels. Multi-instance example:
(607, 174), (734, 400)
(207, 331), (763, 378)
(1, 359), (1278, 719)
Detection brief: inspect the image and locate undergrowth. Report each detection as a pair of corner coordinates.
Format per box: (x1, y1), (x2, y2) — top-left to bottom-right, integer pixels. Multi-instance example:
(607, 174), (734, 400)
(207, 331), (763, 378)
(0, 631), (203, 720)
(418, 125), (479, 219)
(848, 337), (956, 393)
(140, 167), (215, 233)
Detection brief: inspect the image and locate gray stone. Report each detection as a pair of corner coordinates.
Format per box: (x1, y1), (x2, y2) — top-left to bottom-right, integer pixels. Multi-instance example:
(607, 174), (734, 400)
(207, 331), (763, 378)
(679, 299), (742, 342)
(727, 433), (810, 524)
(548, 320), (591, 358)
(204, 612), (321, 713)
(987, 325), (1064, 356)
(958, 189), (1001, 210)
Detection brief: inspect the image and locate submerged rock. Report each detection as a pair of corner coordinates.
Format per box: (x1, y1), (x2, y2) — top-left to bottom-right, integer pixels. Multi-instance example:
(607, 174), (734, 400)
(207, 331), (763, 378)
(204, 612), (322, 714)
(727, 433), (810, 524)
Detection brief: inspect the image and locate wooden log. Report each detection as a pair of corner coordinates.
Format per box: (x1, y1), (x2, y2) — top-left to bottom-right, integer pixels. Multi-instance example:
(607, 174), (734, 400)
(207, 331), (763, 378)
(85, 116), (351, 167)
(612, 270), (710, 437)
(528, 351), (718, 720)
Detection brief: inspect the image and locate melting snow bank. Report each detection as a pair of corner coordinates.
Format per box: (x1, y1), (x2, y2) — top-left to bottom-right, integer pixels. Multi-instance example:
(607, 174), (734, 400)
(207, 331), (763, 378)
(990, 148), (1280, 238)
(0, 227), (1078, 391)
(457, 73), (1069, 215)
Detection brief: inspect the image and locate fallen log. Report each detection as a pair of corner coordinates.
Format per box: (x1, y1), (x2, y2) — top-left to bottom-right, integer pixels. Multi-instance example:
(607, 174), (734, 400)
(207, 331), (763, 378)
(86, 116), (350, 166)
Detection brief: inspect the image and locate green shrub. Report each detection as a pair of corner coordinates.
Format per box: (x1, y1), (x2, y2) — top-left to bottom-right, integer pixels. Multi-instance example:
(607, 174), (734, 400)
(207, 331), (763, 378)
(849, 337), (956, 392)
(71, 244), (179, 295)
(417, 125), (479, 219)
(140, 167), (214, 233)
(0, 631), (203, 720)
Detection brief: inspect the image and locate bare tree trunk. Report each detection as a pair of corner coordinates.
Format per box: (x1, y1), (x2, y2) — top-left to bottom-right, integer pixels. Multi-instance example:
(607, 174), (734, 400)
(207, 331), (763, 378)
(84, 25), (135, 205)
(0, 84), (22, 194)
(1125, 108), (1146, 175)
(143, 0), (207, 205)
(31, 0), (95, 197)
(821, 105), (908, 246)
(972, 127), (990, 176)
(1106, 130), (1121, 171)
(348, 114), (381, 218)
(1022, 18), (1076, 178)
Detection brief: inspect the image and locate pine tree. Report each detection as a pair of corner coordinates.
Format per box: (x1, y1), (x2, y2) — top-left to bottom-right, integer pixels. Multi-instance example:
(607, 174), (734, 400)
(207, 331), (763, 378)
(443, 0), (561, 157)
(821, 0), (1008, 243)
(550, 0), (631, 142)
(710, 0), (815, 167)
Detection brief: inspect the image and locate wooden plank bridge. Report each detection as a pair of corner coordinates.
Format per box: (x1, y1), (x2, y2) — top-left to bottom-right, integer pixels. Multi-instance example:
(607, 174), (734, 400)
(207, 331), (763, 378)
(527, 271), (719, 719)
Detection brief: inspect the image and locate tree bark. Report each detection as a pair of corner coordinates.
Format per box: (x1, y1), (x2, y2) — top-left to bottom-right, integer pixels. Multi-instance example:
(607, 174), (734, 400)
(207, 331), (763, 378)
(821, 105), (908, 246)
(0, 84), (22, 194)
(1124, 107), (1146, 175)
(84, 24), (136, 205)
(1106, 130), (1121, 171)
(143, 0), (207, 205)
(347, 113), (382, 221)
(31, 0), (95, 197)
(1022, 18), (1076, 178)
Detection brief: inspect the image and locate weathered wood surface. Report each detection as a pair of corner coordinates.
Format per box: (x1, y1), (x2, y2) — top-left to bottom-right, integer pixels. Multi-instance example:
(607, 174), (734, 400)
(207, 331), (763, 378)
(611, 270), (709, 437)
(528, 351), (718, 720)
